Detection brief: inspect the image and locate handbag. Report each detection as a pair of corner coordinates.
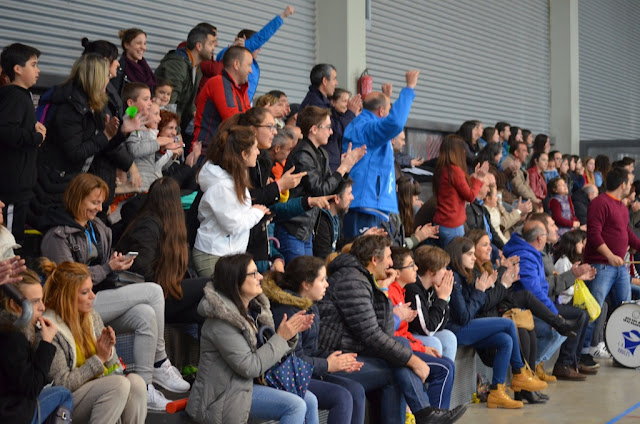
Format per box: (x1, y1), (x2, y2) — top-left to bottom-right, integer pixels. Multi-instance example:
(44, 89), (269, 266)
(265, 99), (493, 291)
(502, 308), (535, 330)
(257, 325), (313, 399)
(105, 270), (146, 288)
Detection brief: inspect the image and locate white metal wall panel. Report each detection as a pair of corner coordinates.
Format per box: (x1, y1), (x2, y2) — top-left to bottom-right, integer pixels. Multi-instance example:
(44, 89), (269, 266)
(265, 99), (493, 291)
(366, 0), (550, 134)
(0, 0), (316, 103)
(579, 0), (640, 141)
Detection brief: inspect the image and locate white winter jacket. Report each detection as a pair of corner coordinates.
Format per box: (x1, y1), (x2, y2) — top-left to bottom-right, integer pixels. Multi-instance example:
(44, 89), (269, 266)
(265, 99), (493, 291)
(194, 162), (264, 256)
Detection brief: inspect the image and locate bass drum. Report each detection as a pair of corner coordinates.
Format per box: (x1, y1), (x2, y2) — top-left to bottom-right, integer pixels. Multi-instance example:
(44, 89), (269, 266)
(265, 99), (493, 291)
(605, 302), (640, 368)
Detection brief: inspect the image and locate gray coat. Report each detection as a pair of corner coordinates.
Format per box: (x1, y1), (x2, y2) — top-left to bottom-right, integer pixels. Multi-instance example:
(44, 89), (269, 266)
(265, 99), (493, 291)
(186, 282), (296, 424)
(542, 247), (575, 302)
(42, 309), (119, 392)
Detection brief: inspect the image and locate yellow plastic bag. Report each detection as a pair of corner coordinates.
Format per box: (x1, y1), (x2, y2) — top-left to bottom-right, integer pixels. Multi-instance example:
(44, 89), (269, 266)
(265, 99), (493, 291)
(572, 279), (601, 322)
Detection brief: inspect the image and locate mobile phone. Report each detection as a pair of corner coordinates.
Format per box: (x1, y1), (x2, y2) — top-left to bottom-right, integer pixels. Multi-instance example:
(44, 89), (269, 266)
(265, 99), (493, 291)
(125, 251), (138, 259)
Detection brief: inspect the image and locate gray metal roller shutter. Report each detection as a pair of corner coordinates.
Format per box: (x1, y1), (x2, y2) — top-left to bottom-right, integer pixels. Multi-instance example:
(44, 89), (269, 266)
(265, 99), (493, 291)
(366, 0), (550, 133)
(0, 0), (316, 103)
(579, 0), (640, 141)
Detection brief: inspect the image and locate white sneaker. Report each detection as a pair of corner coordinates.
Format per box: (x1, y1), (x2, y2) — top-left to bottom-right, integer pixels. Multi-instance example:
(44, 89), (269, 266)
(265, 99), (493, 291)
(153, 360), (191, 393)
(147, 383), (170, 412)
(590, 342), (612, 359)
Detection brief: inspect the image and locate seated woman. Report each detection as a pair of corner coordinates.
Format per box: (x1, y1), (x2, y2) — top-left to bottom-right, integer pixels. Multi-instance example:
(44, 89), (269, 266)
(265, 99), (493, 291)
(40, 173), (189, 410)
(527, 152), (548, 205)
(0, 268), (74, 424)
(186, 254), (318, 424)
(192, 125), (268, 278)
(158, 110), (200, 191)
(547, 177), (581, 236)
(393, 176), (438, 249)
(444, 236), (547, 409)
(116, 177), (208, 325)
(263, 256), (366, 424)
(41, 259), (147, 423)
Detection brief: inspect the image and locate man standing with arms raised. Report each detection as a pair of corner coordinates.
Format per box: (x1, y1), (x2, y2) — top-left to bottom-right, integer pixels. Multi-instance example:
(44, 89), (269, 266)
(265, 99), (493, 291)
(341, 70), (419, 239)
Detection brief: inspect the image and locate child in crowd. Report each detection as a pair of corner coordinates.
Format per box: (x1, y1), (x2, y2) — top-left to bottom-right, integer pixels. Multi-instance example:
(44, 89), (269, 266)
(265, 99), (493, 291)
(0, 268), (74, 424)
(0, 43), (46, 247)
(0, 200), (20, 260)
(123, 83), (181, 191)
(553, 229), (587, 305)
(154, 78), (176, 113)
(406, 245), (458, 361)
(547, 177), (581, 236)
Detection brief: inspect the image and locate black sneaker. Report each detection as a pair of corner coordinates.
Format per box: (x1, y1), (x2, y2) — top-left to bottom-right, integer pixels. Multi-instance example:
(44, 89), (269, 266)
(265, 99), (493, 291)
(580, 353), (600, 369)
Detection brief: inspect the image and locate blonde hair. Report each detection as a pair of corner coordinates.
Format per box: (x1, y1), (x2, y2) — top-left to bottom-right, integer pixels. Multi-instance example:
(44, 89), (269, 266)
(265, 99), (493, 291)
(0, 268), (41, 312)
(254, 93), (279, 108)
(63, 173), (109, 222)
(65, 53), (109, 112)
(41, 258), (95, 359)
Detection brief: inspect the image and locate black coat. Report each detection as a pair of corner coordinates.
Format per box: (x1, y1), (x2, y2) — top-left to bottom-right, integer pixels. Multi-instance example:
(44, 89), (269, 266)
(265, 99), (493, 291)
(0, 313), (57, 424)
(317, 254), (413, 366)
(466, 200), (505, 249)
(0, 85), (44, 203)
(247, 151), (281, 262)
(572, 189), (591, 225)
(115, 215), (162, 282)
(405, 276), (450, 336)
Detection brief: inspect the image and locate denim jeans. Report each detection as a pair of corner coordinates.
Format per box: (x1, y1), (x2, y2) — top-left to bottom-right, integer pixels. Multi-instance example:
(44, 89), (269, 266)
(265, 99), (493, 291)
(436, 225), (465, 249)
(249, 384), (318, 424)
(274, 225), (313, 264)
(32, 386), (73, 424)
(583, 264), (631, 349)
(534, 304), (588, 365)
(454, 317), (524, 385)
(310, 375), (365, 424)
(534, 317), (566, 363)
(413, 329), (458, 361)
(411, 351), (455, 409)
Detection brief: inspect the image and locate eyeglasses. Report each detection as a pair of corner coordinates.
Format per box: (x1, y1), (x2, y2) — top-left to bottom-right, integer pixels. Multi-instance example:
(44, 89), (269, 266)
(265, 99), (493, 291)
(246, 270), (260, 278)
(396, 261), (416, 270)
(317, 124), (332, 130)
(256, 124), (278, 132)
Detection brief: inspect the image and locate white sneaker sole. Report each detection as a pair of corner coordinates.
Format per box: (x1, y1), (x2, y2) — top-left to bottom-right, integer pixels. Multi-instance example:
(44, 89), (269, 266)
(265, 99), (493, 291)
(153, 380), (190, 394)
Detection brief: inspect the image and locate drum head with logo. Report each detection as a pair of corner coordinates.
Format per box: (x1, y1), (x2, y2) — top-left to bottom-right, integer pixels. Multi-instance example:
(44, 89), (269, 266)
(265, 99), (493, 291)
(605, 302), (640, 368)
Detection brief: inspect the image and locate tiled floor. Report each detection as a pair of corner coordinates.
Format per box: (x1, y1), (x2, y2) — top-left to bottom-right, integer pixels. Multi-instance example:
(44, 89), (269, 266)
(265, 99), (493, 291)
(457, 359), (640, 424)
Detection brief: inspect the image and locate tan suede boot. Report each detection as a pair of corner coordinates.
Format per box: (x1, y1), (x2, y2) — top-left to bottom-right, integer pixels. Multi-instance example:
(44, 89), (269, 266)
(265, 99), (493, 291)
(487, 384), (524, 409)
(536, 362), (557, 382)
(511, 367), (548, 392)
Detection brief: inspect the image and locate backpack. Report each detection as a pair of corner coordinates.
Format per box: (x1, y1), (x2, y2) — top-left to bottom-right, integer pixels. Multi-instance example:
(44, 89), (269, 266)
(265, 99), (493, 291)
(35, 86), (57, 126)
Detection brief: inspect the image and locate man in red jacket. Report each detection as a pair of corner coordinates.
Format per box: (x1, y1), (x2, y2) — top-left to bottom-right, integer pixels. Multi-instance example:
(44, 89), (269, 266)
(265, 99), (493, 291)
(193, 46), (253, 152)
(582, 166), (640, 361)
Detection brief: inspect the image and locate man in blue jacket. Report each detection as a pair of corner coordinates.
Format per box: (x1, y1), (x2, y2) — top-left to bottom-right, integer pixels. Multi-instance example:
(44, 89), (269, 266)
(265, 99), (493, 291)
(341, 70), (419, 240)
(216, 5), (295, 102)
(504, 218), (591, 381)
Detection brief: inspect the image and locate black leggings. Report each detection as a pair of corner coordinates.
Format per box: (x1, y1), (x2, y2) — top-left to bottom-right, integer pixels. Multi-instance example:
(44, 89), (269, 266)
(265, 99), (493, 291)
(165, 277), (208, 325)
(517, 328), (538, 367)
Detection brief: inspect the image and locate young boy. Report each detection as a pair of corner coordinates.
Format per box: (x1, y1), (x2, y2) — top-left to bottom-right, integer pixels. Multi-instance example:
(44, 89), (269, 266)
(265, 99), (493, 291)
(405, 245), (458, 361)
(154, 78), (176, 113)
(0, 43), (45, 247)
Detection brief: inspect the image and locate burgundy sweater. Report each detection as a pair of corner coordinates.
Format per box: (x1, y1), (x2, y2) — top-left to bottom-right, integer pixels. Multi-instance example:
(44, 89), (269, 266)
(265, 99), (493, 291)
(585, 193), (640, 265)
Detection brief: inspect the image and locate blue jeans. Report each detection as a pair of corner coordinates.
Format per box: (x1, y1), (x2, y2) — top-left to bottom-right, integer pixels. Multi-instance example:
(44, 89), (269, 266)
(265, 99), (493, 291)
(436, 225), (464, 248)
(534, 316), (567, 363)
(454, 317), (524, 385)
(32, 386), (73, 424)
(413, 329), (458, 361)
(583, 264), (631, 349)
(311, 375), (365, 424)
(632, 284), (640, 300)
(411, 351), (455, 409)
(274, 225), (313, 264)
(249, 384), (318, 424)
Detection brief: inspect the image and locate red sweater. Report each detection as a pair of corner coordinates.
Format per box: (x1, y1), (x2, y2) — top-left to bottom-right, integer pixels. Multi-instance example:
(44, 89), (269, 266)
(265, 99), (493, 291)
(549, 195), (578, 228)
(585, 193), (640, 264)
(433, 165), (483, 228)
(389, 282), (425, 353)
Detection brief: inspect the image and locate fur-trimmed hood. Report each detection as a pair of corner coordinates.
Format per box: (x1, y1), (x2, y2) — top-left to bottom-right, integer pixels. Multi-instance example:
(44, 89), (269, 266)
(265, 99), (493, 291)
(261, 276), (313, 311)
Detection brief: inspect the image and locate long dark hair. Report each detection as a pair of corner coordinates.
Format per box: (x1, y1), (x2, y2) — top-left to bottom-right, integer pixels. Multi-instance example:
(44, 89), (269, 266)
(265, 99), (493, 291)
(528, 151), (547, 171)
(445, 236), (475, 283)
(213, 254), (256, 323)
(81, 38), (118, 63)
(457, 120), (480, 152)
(553, 230), (586, 263)
(467, 229), (494, 275)
(532, 134), (548, 155)
(397, 175), (418, 234)
(119, 177), (187, 299)
(476, 141), (502, 167)
(434, 134), (471, 198)
(278, 256), (325, 293)
(204, 125), (256, 203)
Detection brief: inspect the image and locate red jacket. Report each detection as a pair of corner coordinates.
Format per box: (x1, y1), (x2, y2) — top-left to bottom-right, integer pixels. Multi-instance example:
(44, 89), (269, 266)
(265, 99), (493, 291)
(193, 70), (250, 148)
(527, 167), (547, 202)
(433, 165), (483, 228)
(389, 282), (426, 353)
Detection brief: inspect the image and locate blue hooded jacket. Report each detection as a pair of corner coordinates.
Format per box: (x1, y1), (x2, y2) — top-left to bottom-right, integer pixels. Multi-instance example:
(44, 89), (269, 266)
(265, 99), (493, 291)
(503, 233), (559, 314)
(343, 87), (415, 214)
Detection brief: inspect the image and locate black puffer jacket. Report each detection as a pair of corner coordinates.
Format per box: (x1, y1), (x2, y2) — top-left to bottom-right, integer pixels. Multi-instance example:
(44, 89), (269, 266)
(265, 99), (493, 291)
(405, 276), (450, 336)
(317, 253), (413, 366)
(465, 200), (505, 249)
(280, 138), (345, 241)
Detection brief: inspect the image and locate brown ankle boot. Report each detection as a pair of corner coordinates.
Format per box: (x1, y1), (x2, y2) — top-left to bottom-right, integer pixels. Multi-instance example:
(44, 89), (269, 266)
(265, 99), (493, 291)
(511, 367), (548, 392)
(487, 384), (524, 409)
(536, 362), (557, 382)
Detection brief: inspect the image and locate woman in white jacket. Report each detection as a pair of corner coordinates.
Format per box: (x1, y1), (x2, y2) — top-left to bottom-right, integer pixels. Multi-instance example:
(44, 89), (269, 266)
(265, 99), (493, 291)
(193, 125), (268, 278)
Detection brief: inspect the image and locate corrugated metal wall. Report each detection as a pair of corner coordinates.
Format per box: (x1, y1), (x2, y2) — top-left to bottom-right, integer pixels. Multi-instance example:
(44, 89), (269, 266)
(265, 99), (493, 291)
(0, 0), (316, 103)
(578, 0), (640, 141)
(366, 0), (550, 134)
